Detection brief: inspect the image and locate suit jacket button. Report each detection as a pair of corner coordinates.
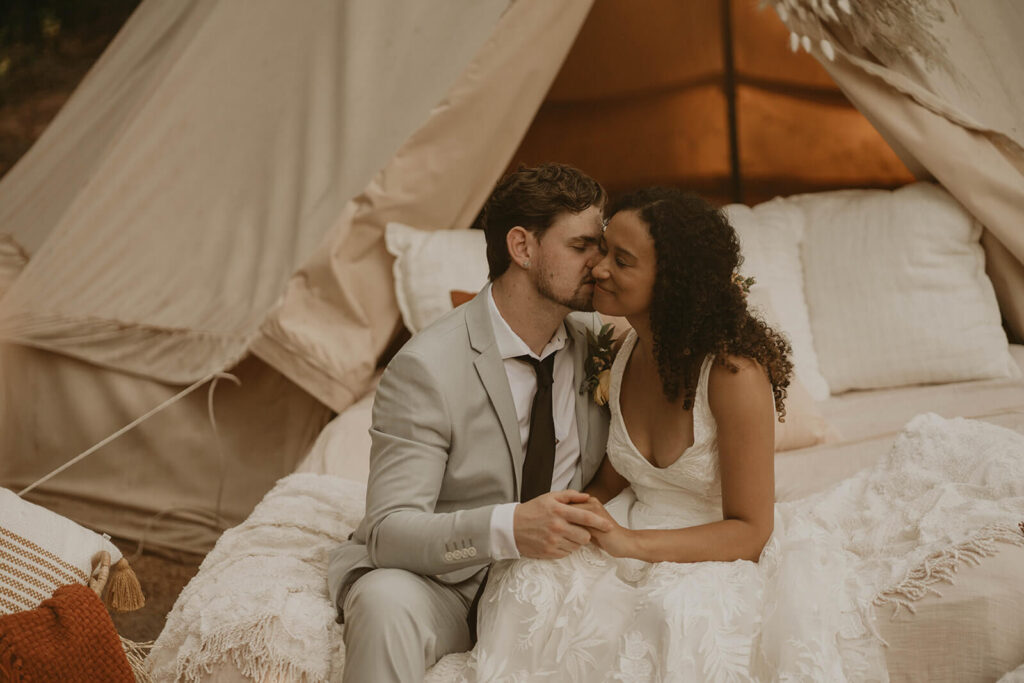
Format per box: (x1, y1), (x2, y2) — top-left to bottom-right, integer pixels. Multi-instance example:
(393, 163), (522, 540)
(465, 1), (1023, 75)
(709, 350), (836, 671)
(455, 549), (466, 560)
(444, 551), (453, 562)
(468, 547), (477, 557)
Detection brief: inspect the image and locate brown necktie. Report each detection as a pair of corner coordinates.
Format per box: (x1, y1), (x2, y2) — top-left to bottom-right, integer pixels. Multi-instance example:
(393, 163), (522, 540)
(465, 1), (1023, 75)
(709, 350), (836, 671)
(516, 353), (557, 502)
(468, 351), (558, 643)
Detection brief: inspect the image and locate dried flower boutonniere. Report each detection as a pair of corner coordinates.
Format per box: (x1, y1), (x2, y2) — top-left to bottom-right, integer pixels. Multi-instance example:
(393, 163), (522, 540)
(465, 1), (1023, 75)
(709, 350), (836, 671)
(581, 323), (621, 407)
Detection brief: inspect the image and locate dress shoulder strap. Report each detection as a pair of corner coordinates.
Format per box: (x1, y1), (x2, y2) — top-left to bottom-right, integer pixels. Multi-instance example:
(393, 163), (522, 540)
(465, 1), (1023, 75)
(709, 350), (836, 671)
(692, 354), (717, 442)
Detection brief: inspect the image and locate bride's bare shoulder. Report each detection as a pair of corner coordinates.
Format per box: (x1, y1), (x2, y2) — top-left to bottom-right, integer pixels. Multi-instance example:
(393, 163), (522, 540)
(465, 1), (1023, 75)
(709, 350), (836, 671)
(707, 355), (772, 407)
(711, 353), (766, 374)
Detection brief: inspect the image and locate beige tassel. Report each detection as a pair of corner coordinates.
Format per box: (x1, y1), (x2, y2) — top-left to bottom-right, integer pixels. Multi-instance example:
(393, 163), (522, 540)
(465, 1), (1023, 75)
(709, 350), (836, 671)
(106, 557), (145, 612)
(89, 550), (111, 597)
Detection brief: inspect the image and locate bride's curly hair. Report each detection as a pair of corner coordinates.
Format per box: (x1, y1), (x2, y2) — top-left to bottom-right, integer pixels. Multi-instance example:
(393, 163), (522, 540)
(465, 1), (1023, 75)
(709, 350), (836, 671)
(609, 187), (794, 417)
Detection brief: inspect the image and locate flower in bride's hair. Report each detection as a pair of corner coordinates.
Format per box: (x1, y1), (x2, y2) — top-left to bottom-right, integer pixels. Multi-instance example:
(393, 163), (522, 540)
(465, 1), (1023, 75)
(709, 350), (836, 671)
(594, 369), (612, 406)
(581, 323), (621, 407)
(731, 272), (756, 298)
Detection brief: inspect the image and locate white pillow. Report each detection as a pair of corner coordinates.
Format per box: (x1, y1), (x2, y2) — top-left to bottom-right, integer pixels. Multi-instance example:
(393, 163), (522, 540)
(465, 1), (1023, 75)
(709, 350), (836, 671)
(724, 200), (831, 399)
(297, 374), (379, 483)
(0, 488), (125, 614)
(385, 222), (488, 334)
(796, 182), (1017, 393)
(745, 285), (841, 450)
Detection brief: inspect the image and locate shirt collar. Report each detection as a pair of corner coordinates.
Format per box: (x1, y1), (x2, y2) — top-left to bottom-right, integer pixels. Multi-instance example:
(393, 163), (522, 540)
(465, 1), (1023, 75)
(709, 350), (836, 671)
(485, 283), (568, 361)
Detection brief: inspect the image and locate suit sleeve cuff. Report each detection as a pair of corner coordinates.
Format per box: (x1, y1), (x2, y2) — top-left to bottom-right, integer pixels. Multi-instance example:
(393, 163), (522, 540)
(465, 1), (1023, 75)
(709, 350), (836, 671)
(489, 503), (520, 560)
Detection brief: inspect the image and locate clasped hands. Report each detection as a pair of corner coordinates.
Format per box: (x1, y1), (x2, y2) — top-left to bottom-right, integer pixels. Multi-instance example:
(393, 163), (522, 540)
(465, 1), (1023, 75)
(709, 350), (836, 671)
(513, 490), (634, 559)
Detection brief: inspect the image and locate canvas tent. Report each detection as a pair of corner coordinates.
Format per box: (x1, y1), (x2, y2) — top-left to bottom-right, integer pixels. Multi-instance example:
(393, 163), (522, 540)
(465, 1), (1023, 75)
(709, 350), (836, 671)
(1, 0), (1021, 556)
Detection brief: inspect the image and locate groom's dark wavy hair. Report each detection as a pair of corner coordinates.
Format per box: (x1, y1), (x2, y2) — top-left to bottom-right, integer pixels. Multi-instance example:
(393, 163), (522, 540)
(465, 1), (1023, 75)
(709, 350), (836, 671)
(609, 187), (794, 418)
(473, 163), (606, 280)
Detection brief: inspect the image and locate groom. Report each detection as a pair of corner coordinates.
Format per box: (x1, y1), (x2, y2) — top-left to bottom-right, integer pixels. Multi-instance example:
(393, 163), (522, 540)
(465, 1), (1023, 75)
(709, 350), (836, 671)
(328, 163), (613, 682)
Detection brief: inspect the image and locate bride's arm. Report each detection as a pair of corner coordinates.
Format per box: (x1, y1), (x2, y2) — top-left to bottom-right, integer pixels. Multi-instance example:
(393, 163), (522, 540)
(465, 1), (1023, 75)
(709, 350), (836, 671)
(590, 356), (776, 563)
(582, 455), (629, 503)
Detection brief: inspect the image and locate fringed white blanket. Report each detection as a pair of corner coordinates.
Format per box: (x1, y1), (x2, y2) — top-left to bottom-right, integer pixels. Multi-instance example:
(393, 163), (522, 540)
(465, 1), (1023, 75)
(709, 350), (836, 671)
(789, 413), (1024, 619)
(146, 414), (1024, 682)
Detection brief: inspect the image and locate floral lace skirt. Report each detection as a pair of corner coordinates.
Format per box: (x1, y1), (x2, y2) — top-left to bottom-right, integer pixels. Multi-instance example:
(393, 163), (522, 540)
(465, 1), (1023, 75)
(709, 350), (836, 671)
(459, 505), (887, 683)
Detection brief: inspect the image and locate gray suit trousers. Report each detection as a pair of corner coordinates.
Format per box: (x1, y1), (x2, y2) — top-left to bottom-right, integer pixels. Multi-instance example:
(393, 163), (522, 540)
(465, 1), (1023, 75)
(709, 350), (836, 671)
(341, 568), (480, 683)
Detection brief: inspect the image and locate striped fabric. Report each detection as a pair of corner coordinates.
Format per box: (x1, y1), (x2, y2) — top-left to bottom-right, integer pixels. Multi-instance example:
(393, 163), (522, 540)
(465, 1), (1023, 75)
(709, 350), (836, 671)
(0, 488), (119, 615)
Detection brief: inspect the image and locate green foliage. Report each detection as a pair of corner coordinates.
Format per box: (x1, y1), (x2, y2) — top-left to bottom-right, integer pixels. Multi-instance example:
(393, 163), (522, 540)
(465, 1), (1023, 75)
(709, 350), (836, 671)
(0, 0), (138, 48)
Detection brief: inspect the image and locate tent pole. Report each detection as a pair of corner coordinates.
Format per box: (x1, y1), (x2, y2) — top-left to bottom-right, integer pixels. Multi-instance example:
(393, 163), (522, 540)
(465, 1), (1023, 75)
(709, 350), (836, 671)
(720, 0), (742, 203)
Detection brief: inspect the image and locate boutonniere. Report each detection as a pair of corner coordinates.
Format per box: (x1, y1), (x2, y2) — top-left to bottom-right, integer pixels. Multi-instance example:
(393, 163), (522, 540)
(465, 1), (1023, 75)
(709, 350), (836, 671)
(581, 323), (621, 407)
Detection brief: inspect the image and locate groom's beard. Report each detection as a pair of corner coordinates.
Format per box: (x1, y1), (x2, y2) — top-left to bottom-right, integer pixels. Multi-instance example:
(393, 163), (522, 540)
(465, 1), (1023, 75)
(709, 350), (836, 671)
(535, 271), (596, 312)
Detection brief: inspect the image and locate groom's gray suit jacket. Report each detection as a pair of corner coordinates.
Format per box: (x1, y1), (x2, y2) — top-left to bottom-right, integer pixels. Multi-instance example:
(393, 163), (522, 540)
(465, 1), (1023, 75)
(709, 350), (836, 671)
(327, 290), (610, 620)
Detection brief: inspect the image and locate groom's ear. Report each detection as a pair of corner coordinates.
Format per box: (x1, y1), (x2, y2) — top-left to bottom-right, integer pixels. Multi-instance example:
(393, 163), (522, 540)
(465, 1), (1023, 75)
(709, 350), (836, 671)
(506, 226), (532, 269)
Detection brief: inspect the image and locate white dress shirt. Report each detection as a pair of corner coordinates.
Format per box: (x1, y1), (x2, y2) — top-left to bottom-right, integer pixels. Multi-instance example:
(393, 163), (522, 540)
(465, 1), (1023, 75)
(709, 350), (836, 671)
(486, 285), (582, 560)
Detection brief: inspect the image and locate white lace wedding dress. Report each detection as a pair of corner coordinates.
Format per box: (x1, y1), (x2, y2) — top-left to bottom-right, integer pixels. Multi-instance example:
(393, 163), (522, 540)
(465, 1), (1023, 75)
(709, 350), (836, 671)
(459, 330), (889, 682)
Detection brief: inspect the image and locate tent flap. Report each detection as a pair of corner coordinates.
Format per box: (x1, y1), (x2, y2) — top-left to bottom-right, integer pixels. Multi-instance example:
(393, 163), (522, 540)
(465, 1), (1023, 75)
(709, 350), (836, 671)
(254, 0), (595, 413)
(0, 0), (511, 384)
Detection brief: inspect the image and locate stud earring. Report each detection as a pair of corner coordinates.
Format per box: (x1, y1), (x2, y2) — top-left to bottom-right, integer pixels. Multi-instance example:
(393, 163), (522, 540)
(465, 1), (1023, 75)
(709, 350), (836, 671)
(523, 259), (531, 268)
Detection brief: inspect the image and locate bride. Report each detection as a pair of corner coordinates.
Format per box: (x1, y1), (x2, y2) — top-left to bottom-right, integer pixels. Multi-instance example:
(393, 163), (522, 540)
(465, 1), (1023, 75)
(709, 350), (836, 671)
(460, 187), (888, 682)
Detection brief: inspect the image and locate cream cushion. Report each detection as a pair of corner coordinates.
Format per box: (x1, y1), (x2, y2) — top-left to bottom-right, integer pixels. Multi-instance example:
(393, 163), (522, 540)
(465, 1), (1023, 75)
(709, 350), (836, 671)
(724, 200), (830, 400)
(0, 488), (124, 614)
(296, 374), (380, 484)
(385, 222), (488, 334)
(745, 285), (839, 451)
(795, 182), (1017, 393)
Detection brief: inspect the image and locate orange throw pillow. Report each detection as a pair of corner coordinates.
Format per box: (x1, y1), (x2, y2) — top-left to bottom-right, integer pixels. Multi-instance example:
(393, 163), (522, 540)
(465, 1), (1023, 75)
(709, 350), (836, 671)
(450, 289), (476, 308)
(0, 584), (134, 682)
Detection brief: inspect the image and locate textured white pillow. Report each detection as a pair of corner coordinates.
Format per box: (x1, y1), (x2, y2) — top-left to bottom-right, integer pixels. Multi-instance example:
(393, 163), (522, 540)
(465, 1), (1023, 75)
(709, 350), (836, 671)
(724, 200), (831, 399)
(0, 488), (124, 614)
(385, 222), (488, 334)
(796, 182), (1017, 393)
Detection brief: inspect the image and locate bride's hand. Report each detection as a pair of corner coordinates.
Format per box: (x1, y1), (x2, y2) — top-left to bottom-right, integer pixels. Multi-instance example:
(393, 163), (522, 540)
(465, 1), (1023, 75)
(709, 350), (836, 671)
(572, 499), (636, 558)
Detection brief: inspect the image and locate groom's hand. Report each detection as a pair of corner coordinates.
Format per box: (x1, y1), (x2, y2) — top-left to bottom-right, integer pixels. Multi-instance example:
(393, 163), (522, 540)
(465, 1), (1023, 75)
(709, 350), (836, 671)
(513, 490), (614, 559)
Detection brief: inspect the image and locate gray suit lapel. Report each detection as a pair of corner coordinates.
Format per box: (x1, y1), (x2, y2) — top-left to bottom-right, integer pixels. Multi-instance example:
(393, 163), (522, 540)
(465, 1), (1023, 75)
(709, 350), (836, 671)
(466, 290), (523, 496)
(566, 316), (594, 475)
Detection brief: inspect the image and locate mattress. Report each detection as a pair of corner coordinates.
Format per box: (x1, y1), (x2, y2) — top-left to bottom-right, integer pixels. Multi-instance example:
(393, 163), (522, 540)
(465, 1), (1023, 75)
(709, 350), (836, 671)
(775, 344), (1024, 502)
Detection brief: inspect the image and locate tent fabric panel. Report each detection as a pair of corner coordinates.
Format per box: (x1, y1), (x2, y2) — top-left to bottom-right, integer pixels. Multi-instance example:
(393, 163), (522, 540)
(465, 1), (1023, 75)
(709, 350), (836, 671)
(737, 85), (914, 200)
(509, 0), (912, 204)
(513, 86), (731, 195)
(0, 345), (331, 555)
(730, 0), (834, 89)
(544, 0), (723, 102)
(0, 0), (510, 385)
(982, 231), (1024, 344)
(777, 1), (1023, 154)
(0, 235), (29, 300)
(254, 0), (595, 414)
(0, 0), (214, 256)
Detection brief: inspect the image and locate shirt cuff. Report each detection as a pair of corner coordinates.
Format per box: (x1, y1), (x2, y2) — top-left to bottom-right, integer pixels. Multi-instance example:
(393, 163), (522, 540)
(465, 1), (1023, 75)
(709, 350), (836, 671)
(489, 502), (520, 561)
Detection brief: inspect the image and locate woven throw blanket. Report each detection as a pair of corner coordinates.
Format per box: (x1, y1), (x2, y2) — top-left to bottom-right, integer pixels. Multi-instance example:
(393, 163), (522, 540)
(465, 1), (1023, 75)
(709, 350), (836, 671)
(147, 414), (1024, 682)
(786, 413), (1024, 616)
(0, 583), (134, 682)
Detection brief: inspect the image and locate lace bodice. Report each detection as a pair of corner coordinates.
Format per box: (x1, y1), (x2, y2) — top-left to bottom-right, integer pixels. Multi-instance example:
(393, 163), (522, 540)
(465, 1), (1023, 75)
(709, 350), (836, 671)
(606, 330), (723, 528)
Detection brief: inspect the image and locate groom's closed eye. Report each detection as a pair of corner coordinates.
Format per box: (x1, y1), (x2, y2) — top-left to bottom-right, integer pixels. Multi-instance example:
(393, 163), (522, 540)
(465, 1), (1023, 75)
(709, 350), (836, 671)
(570, 237), (600, 251)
